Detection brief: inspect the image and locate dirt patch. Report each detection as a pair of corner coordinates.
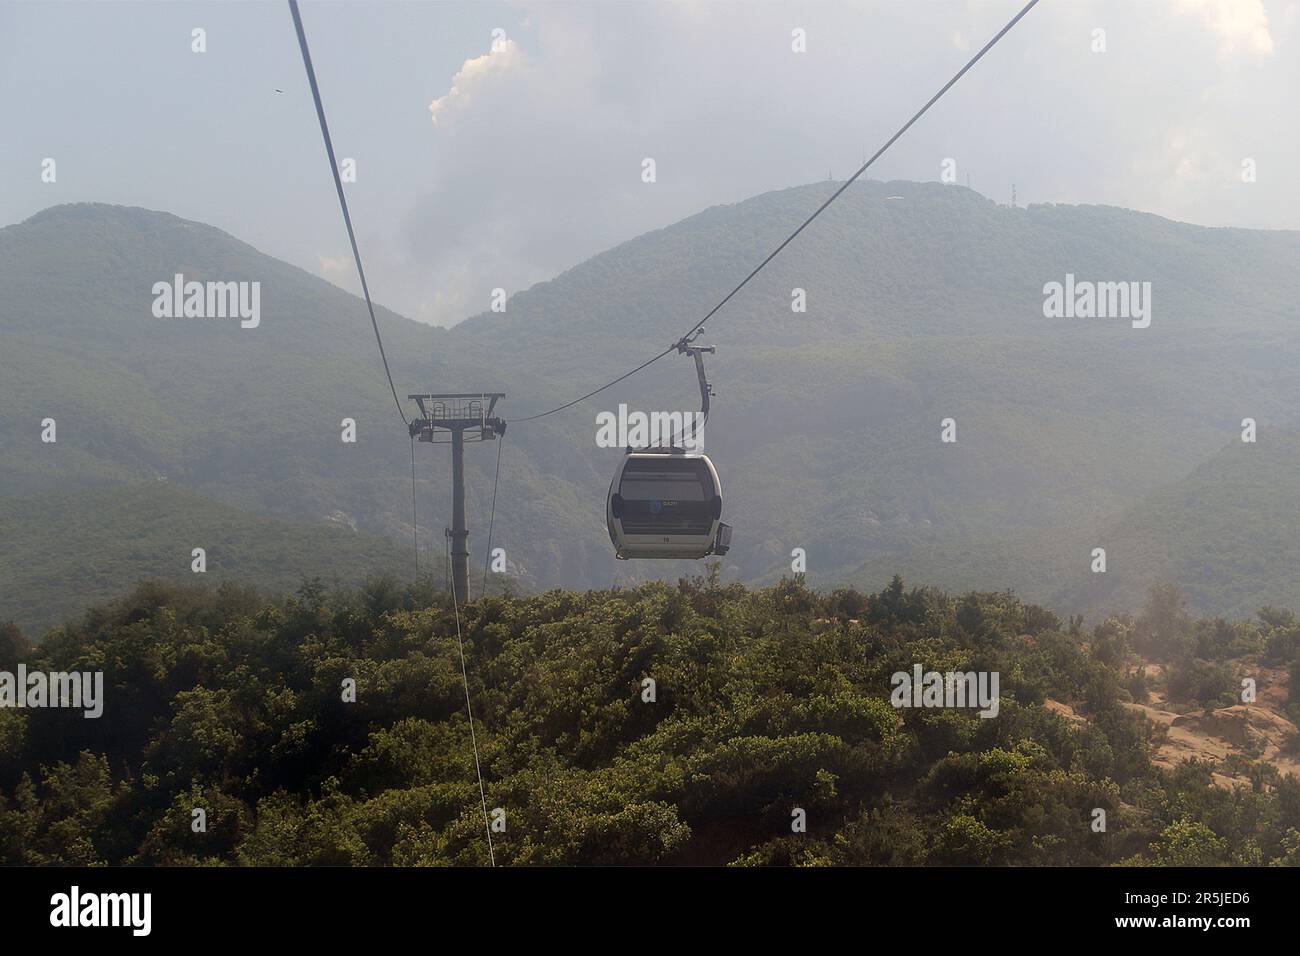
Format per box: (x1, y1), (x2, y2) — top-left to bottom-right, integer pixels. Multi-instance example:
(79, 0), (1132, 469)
(1122, 700), (1300, 786)
(1044, 698), (1088, 726)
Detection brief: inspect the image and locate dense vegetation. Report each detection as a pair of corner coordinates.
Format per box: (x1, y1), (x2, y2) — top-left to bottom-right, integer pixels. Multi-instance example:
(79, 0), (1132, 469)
(3, 573), (1299, 866)
(5, 188), (1300, 634)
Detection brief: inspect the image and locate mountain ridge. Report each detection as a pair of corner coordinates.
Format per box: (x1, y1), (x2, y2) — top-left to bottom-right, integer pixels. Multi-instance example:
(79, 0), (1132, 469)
(4, 181), (1300, 634)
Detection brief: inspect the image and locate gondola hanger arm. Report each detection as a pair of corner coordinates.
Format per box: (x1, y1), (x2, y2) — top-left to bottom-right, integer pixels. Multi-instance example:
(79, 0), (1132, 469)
(673, 328), (715, 420)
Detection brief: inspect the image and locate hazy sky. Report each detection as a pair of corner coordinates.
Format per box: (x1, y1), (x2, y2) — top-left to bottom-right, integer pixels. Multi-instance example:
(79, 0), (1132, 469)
(2, 0), (1296, 326)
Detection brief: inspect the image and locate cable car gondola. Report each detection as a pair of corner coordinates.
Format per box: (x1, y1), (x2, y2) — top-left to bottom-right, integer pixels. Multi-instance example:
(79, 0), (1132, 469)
(607, 449), (730, 558)
(605, 335), (731, 559)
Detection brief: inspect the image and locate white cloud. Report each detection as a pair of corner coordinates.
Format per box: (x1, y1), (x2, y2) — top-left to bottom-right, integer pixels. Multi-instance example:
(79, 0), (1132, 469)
(1175, 0), (1274, 54)
(428, 38), (523, 127)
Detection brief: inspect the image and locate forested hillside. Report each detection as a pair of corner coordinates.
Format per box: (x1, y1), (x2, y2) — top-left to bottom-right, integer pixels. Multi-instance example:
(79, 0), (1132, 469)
(4, 185), (1300, 633)
(0, 483), (408, 633)
(3, 574), (1299, 866)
